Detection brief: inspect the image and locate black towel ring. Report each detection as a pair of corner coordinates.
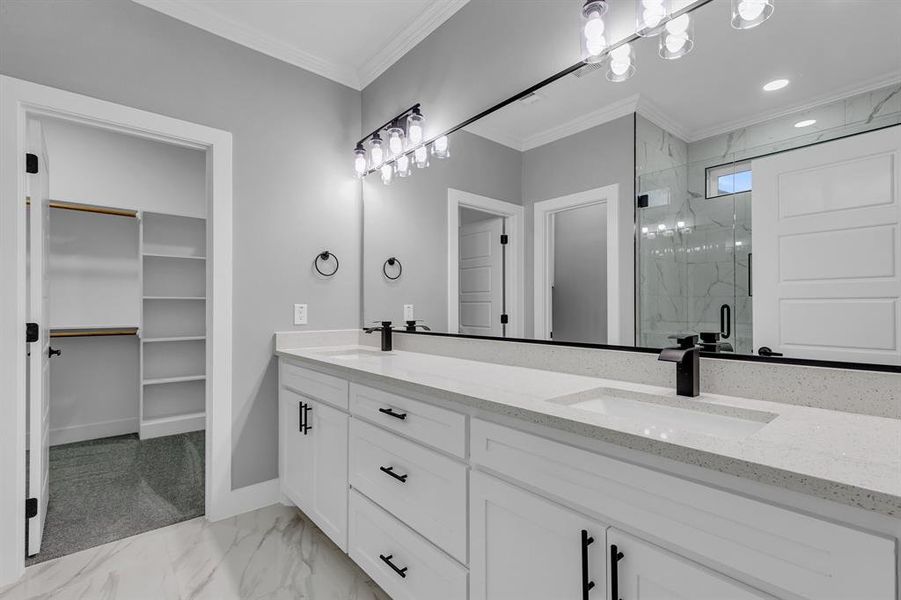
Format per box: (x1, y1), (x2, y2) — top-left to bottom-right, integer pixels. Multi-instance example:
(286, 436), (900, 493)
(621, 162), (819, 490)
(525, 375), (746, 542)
(314, 251), (339, 277)
(383, 257), (402, 280)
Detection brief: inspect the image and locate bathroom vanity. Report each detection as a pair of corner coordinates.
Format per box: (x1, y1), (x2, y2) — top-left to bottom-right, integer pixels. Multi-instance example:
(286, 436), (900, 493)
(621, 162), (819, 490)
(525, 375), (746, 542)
(275, 334), (898, 600)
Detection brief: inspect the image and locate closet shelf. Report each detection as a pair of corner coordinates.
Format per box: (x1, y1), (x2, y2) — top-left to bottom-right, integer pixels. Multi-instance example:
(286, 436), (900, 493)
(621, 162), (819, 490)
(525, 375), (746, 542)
(142, 336), (206, 343)
(142, 252), (206, 261)
(143, 296), (206, 301)
(143, 375), (206, 386)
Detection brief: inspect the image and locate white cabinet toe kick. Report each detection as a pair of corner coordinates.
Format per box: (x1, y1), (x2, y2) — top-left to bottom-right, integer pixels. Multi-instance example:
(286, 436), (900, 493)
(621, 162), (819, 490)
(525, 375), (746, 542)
(278, 357), (897, 600)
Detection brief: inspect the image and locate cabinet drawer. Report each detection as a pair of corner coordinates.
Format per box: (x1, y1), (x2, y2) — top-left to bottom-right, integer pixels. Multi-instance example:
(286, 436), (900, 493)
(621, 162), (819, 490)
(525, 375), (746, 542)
(350, 383), (466, 457)
(350, 418), (468, 563)
(279, 359), (348, 410)
(471, 419), (895, 600)
(349, 490), (468, 600)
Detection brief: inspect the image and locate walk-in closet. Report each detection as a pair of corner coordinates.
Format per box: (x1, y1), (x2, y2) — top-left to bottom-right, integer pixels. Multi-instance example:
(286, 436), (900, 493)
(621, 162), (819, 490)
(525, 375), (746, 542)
(26, 116), (209, 563)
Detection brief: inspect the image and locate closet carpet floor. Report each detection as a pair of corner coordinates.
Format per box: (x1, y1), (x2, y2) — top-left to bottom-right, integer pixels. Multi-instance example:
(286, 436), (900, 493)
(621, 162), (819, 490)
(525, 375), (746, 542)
(26, 430), (205, 566)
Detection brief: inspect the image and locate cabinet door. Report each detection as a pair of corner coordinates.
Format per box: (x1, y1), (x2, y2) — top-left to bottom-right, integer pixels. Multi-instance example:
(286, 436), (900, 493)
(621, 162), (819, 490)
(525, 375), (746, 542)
(307, 398), (349, 551)
(471, 471), (606, 600)
(608, 529), (770, 600)
(280, 387), (313, 508)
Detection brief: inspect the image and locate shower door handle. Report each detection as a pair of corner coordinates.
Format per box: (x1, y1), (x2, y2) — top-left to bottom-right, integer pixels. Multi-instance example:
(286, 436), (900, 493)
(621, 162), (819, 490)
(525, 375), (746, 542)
(719, 304), (731, 340)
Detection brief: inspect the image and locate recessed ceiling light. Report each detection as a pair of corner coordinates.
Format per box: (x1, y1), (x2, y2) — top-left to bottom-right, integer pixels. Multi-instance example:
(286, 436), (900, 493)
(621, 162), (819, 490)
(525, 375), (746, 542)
(794, 119), (817, 128)
(763, 79), (789, 91)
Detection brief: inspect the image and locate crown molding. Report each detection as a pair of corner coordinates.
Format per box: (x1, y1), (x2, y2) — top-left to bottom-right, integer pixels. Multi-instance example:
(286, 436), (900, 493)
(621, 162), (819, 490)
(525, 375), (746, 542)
(133, 0), (361, 89)
(685, 71), (901, 142)
(463, 122), (525, 151)
(358, 0), (471, 89)
(521, 94), (641, 151)
(635, 97), (692, 143)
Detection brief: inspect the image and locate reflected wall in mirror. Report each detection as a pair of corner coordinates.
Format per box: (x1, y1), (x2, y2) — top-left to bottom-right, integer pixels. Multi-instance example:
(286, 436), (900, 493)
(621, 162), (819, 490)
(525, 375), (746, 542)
(363, 0), (901, 367)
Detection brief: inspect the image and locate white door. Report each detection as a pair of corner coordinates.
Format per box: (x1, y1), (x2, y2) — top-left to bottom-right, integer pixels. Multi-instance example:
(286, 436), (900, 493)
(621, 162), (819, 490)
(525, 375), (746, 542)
(307, 398), (348, 551)
(470, 471), (607, 600)
(459, 217), (504, 336)
(608, 529), (768, 600)
(752, 127), (901, 364)
(26, 119), (51, 556)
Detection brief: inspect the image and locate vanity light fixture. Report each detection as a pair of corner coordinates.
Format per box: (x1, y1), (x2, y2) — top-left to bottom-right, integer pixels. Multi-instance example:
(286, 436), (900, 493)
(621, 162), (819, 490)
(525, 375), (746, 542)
(659, 13), (694, 59)
(581, 0), (609, 63)
(368, 133), (385, 170)
(380, 162), (394, 185)
(413, 145), (430, 169)
(607, 43), (636, 82)
(386, 120), (406, 159)
(432, 135), (450, 159)
(637, 0), (669, 36)
(731, 0), (774, 29)
(763, 78), (789, 91)
(395, 153), (412, 178)
(353, 143), (367, 178)
(794, 119), (817, 128)
(406, 108), (425, 148)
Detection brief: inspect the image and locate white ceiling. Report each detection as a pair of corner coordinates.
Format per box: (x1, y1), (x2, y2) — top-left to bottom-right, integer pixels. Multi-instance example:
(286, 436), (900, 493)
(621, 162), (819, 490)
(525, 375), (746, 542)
(133, 0), (470, 90)
(467, 0), (901, 149)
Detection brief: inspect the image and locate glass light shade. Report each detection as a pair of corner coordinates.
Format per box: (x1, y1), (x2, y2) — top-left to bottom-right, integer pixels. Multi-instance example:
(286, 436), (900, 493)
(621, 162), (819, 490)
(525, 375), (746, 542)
(353, 145), (367, 178)
(386, 124), (405, 158)
(731, 0), (774, 29)
(581, 0), (609, 63)
(659, 14), (694, 59)
(413, 145), (430, 169)
(396, 154), (412, 178)
(406, 110), (425, 148)
(606, 43), (636, 82)
(380, 162), (393, 185)
(431, 135), (450, 159)
(636, 0), (669, 37)
(368, 135), (385, 170)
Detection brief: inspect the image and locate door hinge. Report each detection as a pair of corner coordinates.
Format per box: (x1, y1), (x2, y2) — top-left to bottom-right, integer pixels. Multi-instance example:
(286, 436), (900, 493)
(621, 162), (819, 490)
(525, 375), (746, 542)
(26, 322), (39, 343)
(500, 314), (509, 325)
(25, 498), (37, 519)
(500, 234), (508, 245)
(25, 153), (38, 174)
(636, 194), (649, 208)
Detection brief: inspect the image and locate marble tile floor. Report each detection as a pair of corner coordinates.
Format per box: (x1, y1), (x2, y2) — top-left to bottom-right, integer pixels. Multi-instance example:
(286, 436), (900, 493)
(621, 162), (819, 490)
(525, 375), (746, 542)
(1, 504), (390, 600)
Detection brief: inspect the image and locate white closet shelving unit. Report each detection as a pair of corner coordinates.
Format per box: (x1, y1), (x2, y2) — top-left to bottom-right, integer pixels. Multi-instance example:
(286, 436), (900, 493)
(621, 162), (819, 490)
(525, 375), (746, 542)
(140, 211), (207, 439)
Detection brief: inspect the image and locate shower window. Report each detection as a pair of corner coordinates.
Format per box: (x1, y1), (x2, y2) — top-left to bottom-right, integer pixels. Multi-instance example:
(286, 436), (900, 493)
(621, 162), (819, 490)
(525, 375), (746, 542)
(706, 161), (752, 198)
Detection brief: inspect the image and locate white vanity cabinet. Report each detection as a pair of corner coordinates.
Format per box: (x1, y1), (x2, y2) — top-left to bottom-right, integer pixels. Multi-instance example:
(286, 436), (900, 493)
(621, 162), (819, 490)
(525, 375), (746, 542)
(279, 362), (349, 551)
(607, 529), (770, 600)
(470, 471), (607, 600)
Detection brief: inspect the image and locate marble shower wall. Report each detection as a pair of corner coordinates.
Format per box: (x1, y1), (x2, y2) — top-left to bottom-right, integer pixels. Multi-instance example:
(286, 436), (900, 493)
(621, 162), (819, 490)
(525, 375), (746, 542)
(635, 83), (901, 353)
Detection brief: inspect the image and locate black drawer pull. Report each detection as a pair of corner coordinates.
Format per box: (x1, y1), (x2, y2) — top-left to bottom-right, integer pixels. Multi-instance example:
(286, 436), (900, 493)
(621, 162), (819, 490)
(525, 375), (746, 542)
(610, 544), (624, 600)
(378, 407), (407, 421)
(379, 554), (408, 578)
(380, 465), (408, 483)
(302, 403), (312, 435)
(581, 530), (595, 599)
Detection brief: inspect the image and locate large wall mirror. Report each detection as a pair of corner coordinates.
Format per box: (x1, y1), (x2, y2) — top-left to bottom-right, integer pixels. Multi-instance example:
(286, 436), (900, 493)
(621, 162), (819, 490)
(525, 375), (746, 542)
(363, 0), (901, 369)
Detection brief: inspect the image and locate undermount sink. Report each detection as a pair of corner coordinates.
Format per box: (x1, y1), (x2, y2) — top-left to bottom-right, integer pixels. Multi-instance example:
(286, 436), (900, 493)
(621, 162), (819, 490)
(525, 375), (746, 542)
(317, 348), (389, 360)
(550, 387), (777, 440)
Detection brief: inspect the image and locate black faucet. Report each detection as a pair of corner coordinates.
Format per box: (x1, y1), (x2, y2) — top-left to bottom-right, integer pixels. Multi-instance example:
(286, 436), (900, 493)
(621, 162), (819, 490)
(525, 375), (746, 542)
(363, 321), (393, 351)
(658, 334), (700, 397)
(404, 320), (431, 332)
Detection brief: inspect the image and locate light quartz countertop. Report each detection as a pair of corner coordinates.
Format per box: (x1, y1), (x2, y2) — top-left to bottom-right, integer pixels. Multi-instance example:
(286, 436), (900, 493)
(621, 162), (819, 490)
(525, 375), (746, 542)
(276, 345), (901, 518)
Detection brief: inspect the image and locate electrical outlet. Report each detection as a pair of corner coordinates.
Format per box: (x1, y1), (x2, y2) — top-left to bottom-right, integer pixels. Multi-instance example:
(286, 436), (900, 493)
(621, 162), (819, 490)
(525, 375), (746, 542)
(294, 304), (308, 325)
(403, 304), (415, 321)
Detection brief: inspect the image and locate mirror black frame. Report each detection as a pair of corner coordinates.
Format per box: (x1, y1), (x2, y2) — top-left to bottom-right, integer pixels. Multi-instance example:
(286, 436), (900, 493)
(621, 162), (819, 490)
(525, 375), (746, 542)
(365, 0), (901, 374)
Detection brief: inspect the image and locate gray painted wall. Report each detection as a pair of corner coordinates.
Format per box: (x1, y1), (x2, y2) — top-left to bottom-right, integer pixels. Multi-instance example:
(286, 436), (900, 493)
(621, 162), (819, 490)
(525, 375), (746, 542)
(363, 130), (521, 331)
(521, 115), (635, 341)
(1, 0), (362, 489)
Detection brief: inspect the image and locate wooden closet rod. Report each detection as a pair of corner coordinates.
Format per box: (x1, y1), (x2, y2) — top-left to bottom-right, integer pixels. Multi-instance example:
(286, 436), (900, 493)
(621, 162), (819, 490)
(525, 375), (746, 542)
(25, 198), (137, 218)
(50, 328), (139, 338)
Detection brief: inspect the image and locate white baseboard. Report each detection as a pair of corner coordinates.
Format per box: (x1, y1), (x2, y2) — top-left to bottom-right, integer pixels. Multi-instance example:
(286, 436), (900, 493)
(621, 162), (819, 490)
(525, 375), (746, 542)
(49, 417), (139, 446)
(209, 478), (281, 521)
(140, 412), (205, 439)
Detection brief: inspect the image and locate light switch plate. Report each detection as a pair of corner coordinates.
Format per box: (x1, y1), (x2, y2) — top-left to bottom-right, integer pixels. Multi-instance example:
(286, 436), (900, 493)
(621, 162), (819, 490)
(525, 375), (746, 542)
(403, 304), (414, 321)
(294, 304), (308, 325)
